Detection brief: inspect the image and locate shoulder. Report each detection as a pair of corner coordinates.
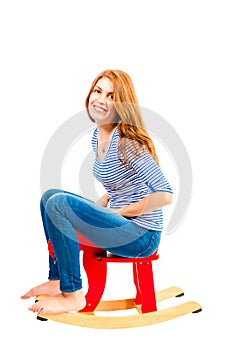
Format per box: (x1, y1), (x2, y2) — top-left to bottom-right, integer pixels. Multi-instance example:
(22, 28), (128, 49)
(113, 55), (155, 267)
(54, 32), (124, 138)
(122, 137), (148, 158)
(91, 128), (98, 151)
(92, 127), (98, 137)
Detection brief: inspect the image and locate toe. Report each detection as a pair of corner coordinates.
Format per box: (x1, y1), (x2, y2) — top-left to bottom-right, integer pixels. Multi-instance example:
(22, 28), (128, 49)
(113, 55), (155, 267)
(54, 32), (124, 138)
(29, 302), (41, 313)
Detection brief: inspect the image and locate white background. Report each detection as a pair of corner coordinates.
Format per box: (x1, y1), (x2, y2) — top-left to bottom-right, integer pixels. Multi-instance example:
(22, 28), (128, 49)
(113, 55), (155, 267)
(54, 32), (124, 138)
(1, 0), (232, 348)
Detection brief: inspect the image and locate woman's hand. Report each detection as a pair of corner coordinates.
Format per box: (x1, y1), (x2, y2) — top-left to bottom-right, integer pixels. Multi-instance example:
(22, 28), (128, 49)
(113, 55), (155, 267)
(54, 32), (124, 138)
(109, 207), (123, 214)
(95, 192), (109, 207)
(110, 192), (173, 217)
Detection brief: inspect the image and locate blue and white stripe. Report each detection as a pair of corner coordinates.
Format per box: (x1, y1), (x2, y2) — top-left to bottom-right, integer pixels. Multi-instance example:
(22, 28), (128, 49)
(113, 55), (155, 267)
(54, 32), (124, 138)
(92, 127), (173, 231)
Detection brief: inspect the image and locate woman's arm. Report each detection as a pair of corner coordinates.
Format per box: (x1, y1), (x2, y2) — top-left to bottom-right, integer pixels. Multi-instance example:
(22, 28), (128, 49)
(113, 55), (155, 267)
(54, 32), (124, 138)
(95, 192), (109, 207)
(114, 141), (173, 217)
(111, 191), (173, 217)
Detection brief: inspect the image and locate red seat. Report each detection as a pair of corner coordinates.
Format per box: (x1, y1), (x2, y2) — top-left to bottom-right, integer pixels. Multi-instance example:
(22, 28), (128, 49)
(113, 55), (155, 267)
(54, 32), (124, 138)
(48, 232), (159, 314)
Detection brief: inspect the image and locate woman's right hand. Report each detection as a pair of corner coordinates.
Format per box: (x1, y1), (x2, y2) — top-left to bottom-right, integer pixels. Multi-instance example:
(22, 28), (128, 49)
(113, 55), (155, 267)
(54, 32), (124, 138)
(95, 192), (109, 207)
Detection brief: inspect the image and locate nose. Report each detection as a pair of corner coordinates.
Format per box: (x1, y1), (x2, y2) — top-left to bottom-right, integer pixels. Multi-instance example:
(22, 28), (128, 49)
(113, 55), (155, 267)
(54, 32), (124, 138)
(97, 93), (107, 104)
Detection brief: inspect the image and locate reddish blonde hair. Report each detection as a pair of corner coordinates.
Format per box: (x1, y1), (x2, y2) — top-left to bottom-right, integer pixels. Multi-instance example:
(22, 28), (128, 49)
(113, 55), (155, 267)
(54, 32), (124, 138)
(85, 69), (159, 165)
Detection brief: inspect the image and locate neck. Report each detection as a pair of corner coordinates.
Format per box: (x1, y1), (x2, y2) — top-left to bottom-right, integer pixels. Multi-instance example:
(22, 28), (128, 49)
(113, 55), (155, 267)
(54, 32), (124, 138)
(97, 123), (117, 137)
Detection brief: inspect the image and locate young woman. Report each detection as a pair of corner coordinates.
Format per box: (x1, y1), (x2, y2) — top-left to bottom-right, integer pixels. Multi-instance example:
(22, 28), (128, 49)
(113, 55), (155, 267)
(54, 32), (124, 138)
(21, 69), (173, 314)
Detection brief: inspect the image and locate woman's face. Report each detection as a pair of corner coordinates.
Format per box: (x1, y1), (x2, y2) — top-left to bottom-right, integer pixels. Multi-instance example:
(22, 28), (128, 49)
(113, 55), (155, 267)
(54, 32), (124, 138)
(88, 77), (117, 125)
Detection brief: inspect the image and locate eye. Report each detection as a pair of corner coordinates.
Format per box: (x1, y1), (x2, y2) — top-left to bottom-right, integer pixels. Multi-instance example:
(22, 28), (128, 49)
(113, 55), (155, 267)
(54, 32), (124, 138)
(108, 94), (114, 100)
(93, 88), (101, 94)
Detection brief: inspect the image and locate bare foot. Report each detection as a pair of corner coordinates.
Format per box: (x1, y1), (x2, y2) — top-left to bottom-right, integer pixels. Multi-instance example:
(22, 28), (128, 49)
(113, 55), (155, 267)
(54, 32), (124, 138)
(21, 280), (60, 299)
(28, 289), (86, 314)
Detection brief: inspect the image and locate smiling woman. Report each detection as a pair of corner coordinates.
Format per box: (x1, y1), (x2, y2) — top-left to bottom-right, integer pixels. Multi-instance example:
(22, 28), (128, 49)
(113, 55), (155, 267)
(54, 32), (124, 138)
(85, 69), (160, 165)
(88, 77), (115, 125)
(21, 69), (173, 315)
(87, 76), (117, 161)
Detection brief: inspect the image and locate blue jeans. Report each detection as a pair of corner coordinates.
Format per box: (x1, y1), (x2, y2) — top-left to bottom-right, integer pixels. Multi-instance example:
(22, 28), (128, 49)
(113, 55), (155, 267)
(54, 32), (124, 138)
(41, 189), (161, 293)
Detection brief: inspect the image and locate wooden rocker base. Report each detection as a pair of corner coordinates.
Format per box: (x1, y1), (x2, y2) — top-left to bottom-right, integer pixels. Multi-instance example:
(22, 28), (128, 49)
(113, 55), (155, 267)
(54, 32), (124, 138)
(36, 286), (202, 329)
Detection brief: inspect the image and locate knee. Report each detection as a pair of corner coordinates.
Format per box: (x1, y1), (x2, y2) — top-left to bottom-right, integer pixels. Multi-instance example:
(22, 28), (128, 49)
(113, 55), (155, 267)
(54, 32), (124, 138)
(40, 189), (63, 209)
(45, 192), (67, 216)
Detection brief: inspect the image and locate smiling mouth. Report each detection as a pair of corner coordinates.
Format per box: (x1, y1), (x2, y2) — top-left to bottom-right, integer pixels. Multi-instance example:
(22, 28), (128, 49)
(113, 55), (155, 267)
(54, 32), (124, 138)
(93, 105), (107, 113)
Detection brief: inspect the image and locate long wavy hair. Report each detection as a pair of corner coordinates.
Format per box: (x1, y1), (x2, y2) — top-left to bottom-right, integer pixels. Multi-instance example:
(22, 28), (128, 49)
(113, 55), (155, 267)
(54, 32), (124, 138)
(85, 69), (159, 165)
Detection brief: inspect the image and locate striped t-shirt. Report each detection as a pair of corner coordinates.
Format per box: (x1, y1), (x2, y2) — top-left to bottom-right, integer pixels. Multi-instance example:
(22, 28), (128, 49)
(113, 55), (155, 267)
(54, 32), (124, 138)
(92, 127), (173, 231)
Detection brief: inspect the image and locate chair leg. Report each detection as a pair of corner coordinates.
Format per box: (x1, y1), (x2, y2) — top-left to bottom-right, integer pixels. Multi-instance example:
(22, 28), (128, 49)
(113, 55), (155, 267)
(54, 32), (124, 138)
(136, 261), (157, 313)
(80, 247), (107, 313)
(133, 262), (142, 305)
